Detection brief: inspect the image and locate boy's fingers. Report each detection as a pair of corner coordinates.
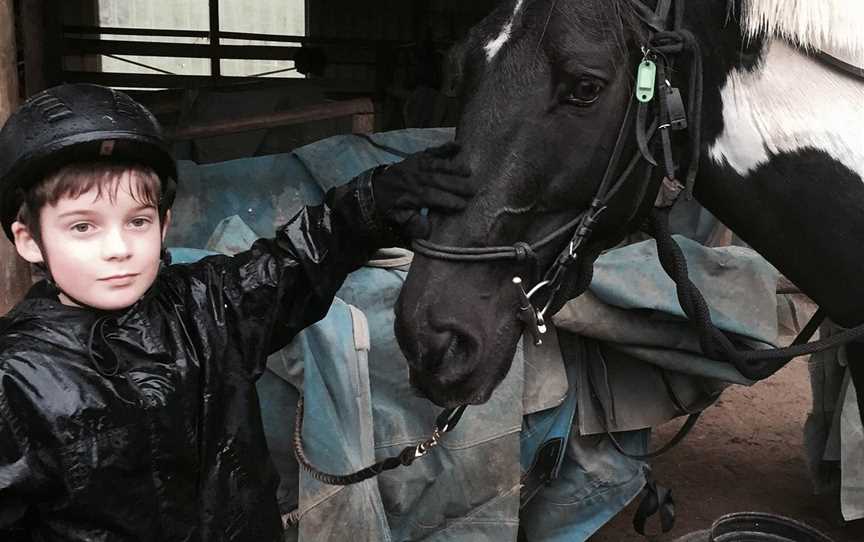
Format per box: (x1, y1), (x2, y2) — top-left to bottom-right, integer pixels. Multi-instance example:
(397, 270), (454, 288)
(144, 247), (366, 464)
(421, 161), (472, 178)
(417, 187), (471, 212)
(416, 152), (471, 176)
(425, 142), (461, 159)
(390, 209), (430, 239)
(422, 173), (476, 197)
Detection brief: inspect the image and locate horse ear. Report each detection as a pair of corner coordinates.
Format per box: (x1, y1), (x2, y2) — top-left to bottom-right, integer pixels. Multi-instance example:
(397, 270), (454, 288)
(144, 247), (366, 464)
(443, 39), (469, 98)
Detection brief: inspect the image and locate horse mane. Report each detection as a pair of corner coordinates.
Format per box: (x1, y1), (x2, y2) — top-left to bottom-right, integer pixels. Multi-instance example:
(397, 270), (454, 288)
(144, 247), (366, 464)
(741, 0), (864, 61)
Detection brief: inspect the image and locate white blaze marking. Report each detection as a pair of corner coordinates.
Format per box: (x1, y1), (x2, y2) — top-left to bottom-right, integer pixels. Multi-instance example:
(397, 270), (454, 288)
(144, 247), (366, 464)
(708, 40), (864, 179)
(484, 0), (525, 62)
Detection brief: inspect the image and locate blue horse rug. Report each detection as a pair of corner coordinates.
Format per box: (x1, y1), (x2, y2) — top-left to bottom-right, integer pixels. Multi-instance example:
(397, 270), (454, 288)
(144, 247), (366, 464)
(168, 128), (782, 542)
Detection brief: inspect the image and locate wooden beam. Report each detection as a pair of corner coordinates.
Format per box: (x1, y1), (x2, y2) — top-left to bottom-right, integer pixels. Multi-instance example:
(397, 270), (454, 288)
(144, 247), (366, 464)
(62, 71), (374, 93)
(62, 38), (304, 61)
(64, 25), (404, 48)
(65, 25), (211, 39)
(0, 0), (32, 315)
(169, 98), (374, 140)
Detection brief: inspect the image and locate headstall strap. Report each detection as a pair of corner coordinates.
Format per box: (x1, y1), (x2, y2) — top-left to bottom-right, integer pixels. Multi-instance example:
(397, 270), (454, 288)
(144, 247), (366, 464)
(514, 0), (702, 342)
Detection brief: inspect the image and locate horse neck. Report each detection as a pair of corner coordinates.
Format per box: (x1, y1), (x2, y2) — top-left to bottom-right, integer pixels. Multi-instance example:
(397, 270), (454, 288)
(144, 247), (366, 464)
(692, 32), (864, 327)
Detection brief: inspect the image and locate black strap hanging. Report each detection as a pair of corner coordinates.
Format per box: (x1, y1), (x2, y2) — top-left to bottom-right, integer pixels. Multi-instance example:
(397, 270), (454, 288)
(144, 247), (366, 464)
(633, 470), (676, 536)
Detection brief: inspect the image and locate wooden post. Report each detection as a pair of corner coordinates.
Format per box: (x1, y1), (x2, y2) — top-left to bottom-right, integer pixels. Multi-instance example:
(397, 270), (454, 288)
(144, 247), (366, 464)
(21, 0), (48, 96)
(0, 0), (32, 315)
(42, 0), (63, 88)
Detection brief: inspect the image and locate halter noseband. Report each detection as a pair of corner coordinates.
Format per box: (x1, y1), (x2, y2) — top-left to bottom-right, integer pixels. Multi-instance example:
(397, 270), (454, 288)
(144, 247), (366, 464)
(413, 0), (704, 345)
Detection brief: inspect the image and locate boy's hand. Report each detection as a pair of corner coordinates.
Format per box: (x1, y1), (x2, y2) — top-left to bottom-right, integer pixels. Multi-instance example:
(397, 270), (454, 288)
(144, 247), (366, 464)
(372, 143), (474, 239)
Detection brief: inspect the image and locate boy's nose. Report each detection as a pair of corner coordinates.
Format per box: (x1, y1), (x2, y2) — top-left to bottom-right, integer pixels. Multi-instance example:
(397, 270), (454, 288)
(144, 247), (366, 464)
(102, 228), (132, 260)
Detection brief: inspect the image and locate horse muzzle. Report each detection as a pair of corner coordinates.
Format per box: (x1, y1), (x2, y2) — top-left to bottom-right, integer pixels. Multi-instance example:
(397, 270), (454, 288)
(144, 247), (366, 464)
(407, 363), (497, 408)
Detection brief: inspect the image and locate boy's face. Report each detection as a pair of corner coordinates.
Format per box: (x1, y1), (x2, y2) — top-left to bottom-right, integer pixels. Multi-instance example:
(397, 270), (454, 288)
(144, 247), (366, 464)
(13, 173), (170, 311)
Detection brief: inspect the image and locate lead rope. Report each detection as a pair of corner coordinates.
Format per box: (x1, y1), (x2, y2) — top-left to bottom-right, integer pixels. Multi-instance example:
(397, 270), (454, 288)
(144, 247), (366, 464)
(646, 206), (864, 435)
(589, 303), (824, 463)
(646, 207), (864, 379)
(292, 395), (466, 486)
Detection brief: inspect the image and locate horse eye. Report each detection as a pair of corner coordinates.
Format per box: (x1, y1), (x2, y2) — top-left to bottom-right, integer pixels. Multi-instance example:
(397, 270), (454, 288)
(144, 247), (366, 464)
(564, 78), (603, 106)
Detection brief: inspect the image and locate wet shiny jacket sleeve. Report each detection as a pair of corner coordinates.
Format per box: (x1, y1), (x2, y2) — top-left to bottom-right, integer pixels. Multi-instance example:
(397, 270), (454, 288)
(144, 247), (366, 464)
(177, 170), (395, 379)
(0, 407), (38, 531)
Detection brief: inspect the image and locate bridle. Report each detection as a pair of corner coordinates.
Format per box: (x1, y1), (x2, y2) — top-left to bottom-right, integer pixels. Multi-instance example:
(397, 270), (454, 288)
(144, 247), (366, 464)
(293, 0), (702, 492)
(293, 0), (707, 492)
(414, 0), (704, 346)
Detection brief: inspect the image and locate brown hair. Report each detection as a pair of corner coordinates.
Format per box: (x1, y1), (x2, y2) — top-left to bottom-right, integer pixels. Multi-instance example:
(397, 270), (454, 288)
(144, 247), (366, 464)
(16, 162), (163, 241)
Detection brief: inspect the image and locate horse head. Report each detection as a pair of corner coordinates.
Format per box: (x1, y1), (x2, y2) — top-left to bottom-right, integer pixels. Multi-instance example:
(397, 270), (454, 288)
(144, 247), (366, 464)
(394, 0), (775, 408)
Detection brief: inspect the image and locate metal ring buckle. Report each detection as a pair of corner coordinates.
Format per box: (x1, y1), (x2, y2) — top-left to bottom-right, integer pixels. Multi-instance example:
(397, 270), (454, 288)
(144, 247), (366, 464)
(523, 279), (553, 329)
(513, 277), (552, 345)
(641, 45), (651, 60)
(569, 238), (583, 258)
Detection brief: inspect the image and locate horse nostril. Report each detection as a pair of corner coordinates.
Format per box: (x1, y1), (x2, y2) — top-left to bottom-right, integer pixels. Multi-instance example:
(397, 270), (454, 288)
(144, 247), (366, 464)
(421, 327), (475, 385)
(421, 329), (453, 370)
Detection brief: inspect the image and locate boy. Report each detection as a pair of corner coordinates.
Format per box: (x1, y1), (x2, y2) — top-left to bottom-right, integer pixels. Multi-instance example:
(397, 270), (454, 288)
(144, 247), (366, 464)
(0, 83), (473, 541)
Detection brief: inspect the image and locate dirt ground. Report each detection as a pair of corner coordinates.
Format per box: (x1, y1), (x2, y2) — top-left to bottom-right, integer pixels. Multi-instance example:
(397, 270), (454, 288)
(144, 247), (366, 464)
(591, 356), (864, 542)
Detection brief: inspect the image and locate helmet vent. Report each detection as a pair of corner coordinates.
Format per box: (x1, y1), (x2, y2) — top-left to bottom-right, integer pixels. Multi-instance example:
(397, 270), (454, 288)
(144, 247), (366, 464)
(111, 88), (141, 119)
(31, 93), (73, 123)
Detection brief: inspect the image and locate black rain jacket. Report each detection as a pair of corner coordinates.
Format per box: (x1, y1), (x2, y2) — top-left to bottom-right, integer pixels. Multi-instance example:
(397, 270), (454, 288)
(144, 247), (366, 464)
(0, 172), (391, 541)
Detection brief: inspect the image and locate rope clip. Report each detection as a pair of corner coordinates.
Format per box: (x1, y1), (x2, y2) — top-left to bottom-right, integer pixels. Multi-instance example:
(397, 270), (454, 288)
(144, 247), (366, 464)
(413, 430), (442, 459)
(414, 405), (467, 459)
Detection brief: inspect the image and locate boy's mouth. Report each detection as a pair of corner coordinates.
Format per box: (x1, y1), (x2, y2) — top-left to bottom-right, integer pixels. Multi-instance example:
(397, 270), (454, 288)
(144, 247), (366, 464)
(100, 273), (139, 283)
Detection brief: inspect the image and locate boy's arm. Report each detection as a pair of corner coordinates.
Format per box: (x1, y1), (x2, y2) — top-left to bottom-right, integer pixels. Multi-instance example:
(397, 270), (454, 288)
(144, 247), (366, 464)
(0, 413), (36, 530)
(227, 170), (389, 360)
(176, 149), (472, 379)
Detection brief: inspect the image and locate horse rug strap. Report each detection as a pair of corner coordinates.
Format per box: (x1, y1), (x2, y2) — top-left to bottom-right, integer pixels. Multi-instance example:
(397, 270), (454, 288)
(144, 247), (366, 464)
(518, 353), (580, 508)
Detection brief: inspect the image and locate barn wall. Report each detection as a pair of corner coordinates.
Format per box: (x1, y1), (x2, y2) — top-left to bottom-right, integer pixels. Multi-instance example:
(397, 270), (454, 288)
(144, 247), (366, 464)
(307, 0), (499, 88)
(56, 0), (500, 93)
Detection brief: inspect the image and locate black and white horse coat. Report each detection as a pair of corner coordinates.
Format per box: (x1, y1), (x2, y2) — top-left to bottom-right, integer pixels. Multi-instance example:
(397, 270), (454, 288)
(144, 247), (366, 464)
(396, 0), (864, 410)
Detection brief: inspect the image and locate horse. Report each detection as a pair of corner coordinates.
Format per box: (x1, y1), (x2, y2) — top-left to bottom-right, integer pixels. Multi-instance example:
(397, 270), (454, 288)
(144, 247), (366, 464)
(394, 0), (864, 409)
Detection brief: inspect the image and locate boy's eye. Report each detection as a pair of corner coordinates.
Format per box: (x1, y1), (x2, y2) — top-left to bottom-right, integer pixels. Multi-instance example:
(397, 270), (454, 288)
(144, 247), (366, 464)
(71, 223), (92, 233)
(129, 217), (152, 229)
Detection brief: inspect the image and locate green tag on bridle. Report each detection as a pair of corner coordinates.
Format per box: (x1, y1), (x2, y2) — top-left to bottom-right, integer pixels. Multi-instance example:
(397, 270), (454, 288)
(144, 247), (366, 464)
(636, 59), (656, 103)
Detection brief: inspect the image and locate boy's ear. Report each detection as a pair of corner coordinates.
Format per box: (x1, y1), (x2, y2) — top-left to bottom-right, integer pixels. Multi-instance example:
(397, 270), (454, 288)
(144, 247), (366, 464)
(161, 210), (172, 242)
(11, 221), (44, 264)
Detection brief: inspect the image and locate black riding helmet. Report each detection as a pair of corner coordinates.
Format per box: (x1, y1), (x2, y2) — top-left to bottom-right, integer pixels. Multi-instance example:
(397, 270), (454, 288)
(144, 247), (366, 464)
(0, 83), (177, 242)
